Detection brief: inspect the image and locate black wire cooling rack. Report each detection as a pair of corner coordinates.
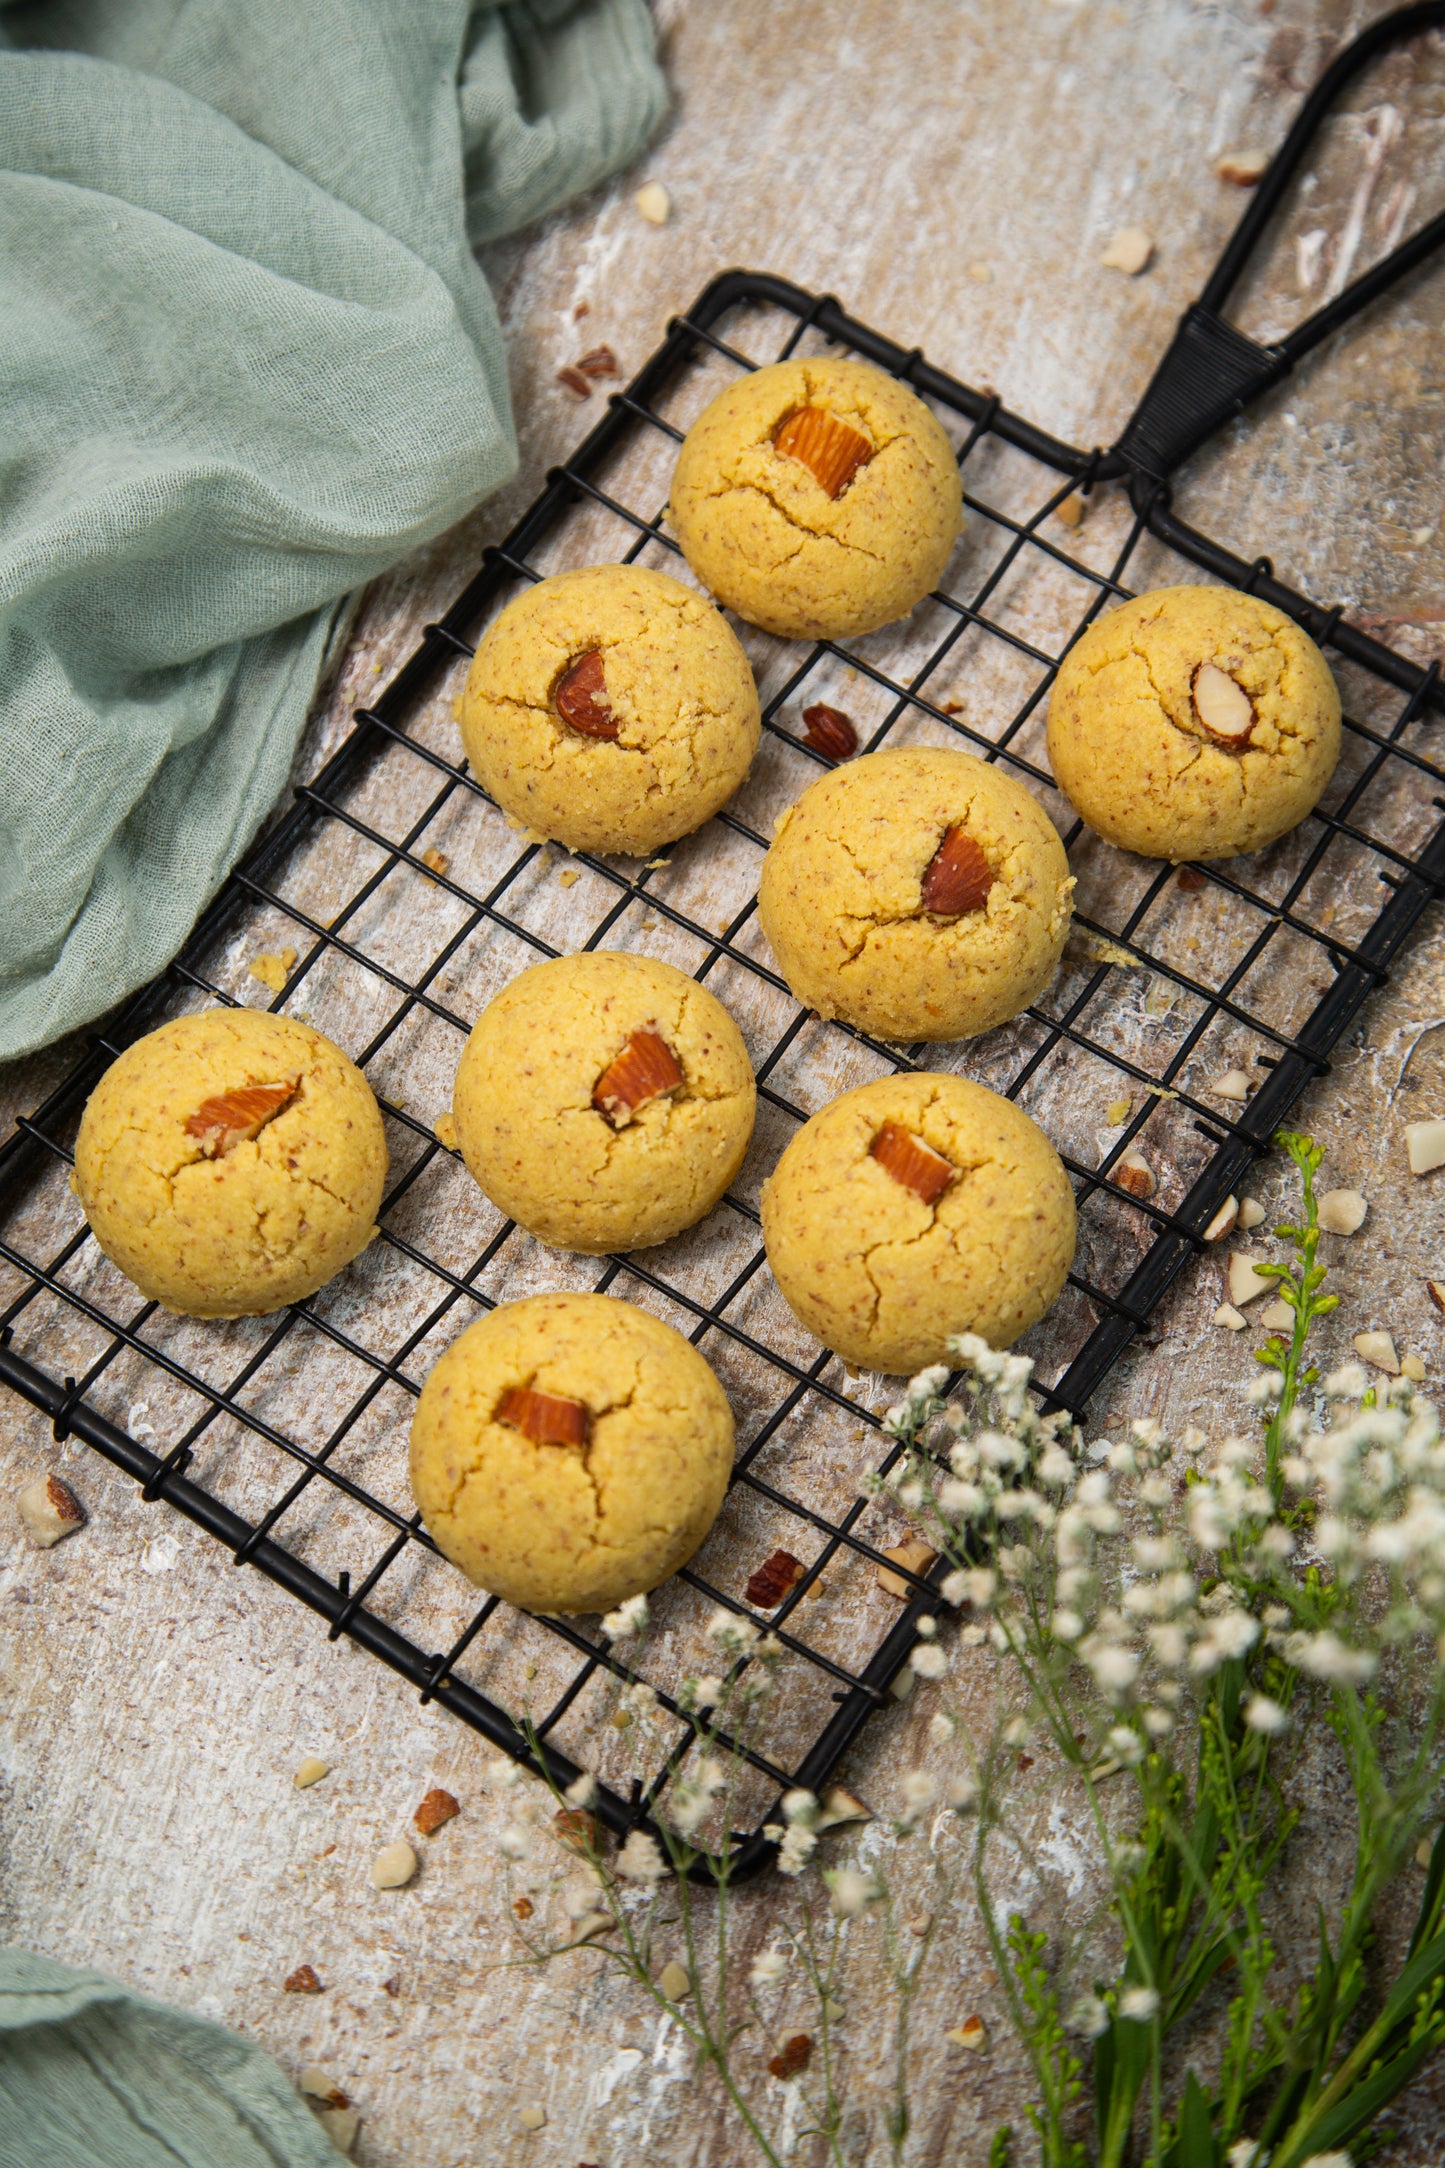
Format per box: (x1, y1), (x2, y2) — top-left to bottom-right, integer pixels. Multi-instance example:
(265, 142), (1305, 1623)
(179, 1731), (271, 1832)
(3, 8), (1445, 1882)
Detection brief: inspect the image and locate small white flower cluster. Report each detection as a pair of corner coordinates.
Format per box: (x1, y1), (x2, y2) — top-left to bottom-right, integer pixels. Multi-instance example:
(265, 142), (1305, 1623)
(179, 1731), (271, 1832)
(668, 1754), (727, 1838)
(763, 1787), (819, 1876)
(600, 1592), (650, 1642)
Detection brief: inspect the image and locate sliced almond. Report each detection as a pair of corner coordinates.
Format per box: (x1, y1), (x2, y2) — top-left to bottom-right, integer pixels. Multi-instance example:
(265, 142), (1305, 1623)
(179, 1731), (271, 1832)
(1353, 1330), (1400, 1376)
(1100, 226), (1154, 275)
(1403, 1354), (1427, 1382)
(495, 1387), (589, 1448)
(1203, 1196), (1239, 1242)
(1406, 1120), (1445, 1176)
(1214, 1303), (1248, 1331)
(1115, 1150), (1155, 1200)
(556, 364), (591, 400)
(575, 345), (620, 380)
(1426, 1280), (1445, 1316)
(877, 1540), (939, 1599)
(369, 1840), (418, 1890)
(293, 1755), (330, 1789)
(17, 1473), (85, 1548)
(870, 1121), (956, 1207)
(1228, 1252), (1273, 1307)
(773, 406), (874, 499)
(591, 1029), (684, 1126)
(554, 650), (618, 740)
(1213, 1069), (1252, 1102)
(1191, 662), (1256, 746)
(1317, 1188), (1367, 1236)
(185, 1077), (300, 1159)
(920, 826), (994, 916)
(634, 180), (671, 225)
(1217, 149), (1269, 186)
(414, 1787), (460, 1836)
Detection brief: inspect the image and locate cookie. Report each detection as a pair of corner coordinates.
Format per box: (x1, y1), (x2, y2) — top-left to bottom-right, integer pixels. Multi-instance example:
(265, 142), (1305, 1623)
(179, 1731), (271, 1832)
(761, 1074), (1076, 1376)
(1046, 584), (1342, 860)
(451, 952), (755, 1254)
(409, 1292), (734, 1614)
(458, 563), (759, 856)
(757, 747), (1073, 1041)
(669, 357), (962, 640)
(73, 1009), (387, 1318)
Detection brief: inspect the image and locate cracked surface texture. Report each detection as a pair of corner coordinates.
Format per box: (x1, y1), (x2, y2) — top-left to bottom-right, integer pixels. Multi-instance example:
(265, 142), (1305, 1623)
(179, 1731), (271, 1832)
(1046, 583), (1342, 861)
(669, 357), (963, 640)
(761, 1074), (1076, 1375)
(72, 1010), (386, 1318)
(757, 747), (1074, 1040)
(459, 563), (759, 855)
(409, 1292), (734, 1614)
(451, 952), (756, 1254)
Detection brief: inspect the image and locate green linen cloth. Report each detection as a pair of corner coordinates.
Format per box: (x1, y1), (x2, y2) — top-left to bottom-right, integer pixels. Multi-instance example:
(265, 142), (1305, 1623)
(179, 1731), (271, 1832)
(0, 1948), (347, 2166)
(0, 0), (666, 1061)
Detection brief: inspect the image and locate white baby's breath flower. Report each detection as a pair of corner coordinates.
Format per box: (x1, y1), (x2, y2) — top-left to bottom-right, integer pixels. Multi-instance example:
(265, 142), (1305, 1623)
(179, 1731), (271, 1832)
(915, 1613), (939, 1639)
(777, 1824), (816, 1876)
(1298, 2155), (1353, 2168)
(1052, 1608), (1084, 1642)
(1227, 2143), (1261, 2168)
(1118, 1985), (1160, 2022)
(1245, 1695), (1290, 1735)
(600, 1593), (650, 1641)
(782, 1788), (819, 1827)
(1247, 1369), (1284, 1405)
(486, 1757), (522, 1792)
(1106, 1725), (1145, 1767)
(825, 1866), (880, 1916)
(939, 1479), (986, 1518)
(499, 1824), (529, 1860)
(750, 1947), (787, 1987)
(623, 1680), (658, 1716)
(1323, 1362), (1369, 1402)
(706, 1609), (760, 1655)
(929, 1711), (954, 1744)
(564, 1772), (598, 1809)
(1083, 1641), (1140, 1696)
(940, 1568), (971, 1606)
(1038, 1443), (1076, 1488)
(959, 1623), (988, 1646)
(899, 1769), (938, 1816)
(946, 1772), (979, 1812)
(1143, 1706), (1174, 1737)
(682, 1673), (723, 1712)
(1290, 1630), (1376, 1685)
(1066, 1992), (1110, 2039)
(615, 1829), (666, 1883)
(910, 1642), (948, 1680)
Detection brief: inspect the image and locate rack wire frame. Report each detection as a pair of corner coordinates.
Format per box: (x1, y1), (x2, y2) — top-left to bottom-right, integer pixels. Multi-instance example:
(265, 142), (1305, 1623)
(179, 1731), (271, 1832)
(2, 268), (1444, 1882)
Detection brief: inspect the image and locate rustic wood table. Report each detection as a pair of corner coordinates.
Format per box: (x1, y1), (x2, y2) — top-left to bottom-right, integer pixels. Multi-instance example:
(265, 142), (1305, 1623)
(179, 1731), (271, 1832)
(4, 3), (1445, 2162)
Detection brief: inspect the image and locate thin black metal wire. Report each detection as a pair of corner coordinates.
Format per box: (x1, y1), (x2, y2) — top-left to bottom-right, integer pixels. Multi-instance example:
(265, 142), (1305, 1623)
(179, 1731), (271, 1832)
(1, 271), (1443, 1883)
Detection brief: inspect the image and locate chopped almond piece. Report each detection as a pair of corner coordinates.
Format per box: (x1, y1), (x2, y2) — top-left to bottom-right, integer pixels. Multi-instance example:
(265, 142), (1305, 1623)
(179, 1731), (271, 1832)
(495, 1387), (589, 1448)
(1227, 1253), (1273, 1307)
(773, 406), (874, 498)
(421, 846), (449, 880)
(1177, 866), (1206, 891)
(948, 2014), (988, 2051)
(185, 1077), (299, 1159)
(801, 703), (859, 760)
(877, 1540), (940, 1598)
(283, 1964), (323, 1994)
(1217, 149), (1269, 185)
(592, 1029), (684, 1126)
(870, 1121), (956, 1207)
(513, 1895), (534, 1919)
(1115, 1150), (1155, 1199)
(1203, 1196), (1239, 1242)
(920, 826), (994, 916)
(414, 1787), (460, 1836)
(554, 649), (618, 740)
(1191, 662), (1256, 746)
(745, 1549), (806, 1608)
(1406, 1120), (1445, 1176)
(1317, 1188), (1367, 1235)
(1056, 491), (1085, 529)
(768, 2032), (813, 2079)
(248, 948), (297, 993)
(1427, 1279), (1445, 1316)
(1354, 1330), (1400, 1376)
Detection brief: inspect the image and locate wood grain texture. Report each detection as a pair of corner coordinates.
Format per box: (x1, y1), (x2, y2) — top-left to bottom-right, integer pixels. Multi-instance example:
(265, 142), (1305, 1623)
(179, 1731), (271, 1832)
(5, 4), (1445, 2163)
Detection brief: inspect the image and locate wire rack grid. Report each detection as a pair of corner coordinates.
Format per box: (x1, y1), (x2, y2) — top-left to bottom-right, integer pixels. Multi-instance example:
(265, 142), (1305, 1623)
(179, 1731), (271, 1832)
(2, 257), (1444, 1879)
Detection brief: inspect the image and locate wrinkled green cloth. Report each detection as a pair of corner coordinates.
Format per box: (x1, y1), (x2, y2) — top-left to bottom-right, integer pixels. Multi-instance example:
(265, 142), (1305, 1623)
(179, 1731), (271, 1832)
(0, 0), (666, 1060)
(0, 1948), (344, 2166)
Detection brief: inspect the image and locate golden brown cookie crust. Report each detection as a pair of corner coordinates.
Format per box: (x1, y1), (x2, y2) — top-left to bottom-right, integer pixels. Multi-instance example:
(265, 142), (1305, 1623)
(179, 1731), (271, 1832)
(761, 1073), (1076, 1375)
(757, 747), (1074, 1041)
(451, 952), (756, 1254)
(669, 358), (963, 640)
(73, 1009), (387, 1318)
(459, 563), (759, 856)
(1045, 584), (1342, 861)
(409, 1292), (735, 1614)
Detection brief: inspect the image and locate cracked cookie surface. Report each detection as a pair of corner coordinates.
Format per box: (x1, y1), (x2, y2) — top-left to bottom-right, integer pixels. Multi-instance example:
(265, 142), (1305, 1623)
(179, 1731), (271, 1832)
(1046, 583), (1341, 861)
(757, 747), (1074, 1041)
(459, 563), (759, 856)
(73, 1009), (387, 1318)
(451, 952), (756, 1254)
(761, 1074), (1075, 1376)
(669, 357), (963, 640)
(409, 1291), (734, 1613)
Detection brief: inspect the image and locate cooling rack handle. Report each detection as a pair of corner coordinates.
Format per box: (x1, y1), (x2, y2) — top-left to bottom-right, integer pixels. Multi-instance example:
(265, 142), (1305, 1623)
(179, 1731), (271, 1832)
(1114, 1), (1445, 481)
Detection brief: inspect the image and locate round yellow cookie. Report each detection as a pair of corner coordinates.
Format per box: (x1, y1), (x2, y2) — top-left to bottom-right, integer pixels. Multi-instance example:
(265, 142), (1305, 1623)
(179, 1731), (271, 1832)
(761, 1074), (1076, 1376)
(458, 563), (759, 856)
(757, 747), (1074, 1042)
(451, 952), (756, 1254)
(409, 1292), (734, 1613)
(73, 1009), (387, 1318)
(1046, 584), (1342, 861)
(669, 357), (963, 640)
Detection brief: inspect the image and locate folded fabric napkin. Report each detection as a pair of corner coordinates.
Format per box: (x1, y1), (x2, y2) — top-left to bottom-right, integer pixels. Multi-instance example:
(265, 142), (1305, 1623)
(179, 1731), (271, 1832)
(0, 0), (666, 1060)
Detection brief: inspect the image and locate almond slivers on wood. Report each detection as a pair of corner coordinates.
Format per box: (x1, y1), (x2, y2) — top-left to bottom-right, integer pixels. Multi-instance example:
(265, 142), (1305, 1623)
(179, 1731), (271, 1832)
(555, 650), (618, 740)
(870, 1121), (956, 1206)
(185, 1077), (300, 1158)
(494, 1386), (590, 1448)
(920, 826), (994, 916)
(592, 1030), (684, 1125)
(773, 406), (873, 499)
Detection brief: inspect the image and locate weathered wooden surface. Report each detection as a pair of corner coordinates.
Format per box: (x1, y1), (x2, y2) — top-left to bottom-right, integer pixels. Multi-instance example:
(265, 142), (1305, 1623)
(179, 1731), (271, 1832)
(4, 3), (1445, 2162)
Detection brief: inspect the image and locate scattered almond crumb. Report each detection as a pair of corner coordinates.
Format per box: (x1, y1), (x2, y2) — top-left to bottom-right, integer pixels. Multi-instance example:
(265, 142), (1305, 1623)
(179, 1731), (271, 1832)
(942, 699), (964, 716)
(557, 364), (591, 399)
(283, 1964), (324, 1994)
(575, 344), (620, 380)
(1217, 148), (1269, 185)
(1057, 491), (1085, 528)
(1238, 1198), (1267, 1231)
(1177, 866), (1206, 891)
(815, 1786), (872, 1832)
(1214, 1303), (1248, 1331)
(1084, 936), (1144, 969)
(1115, 1149), (1155, 1199)
(1100, 225), (1154, 275)
(877, 1540), (939, 1598)
(1353, 1330), (1400, 1376)
(293, 1755), (330, 1789)
(1228, 1253), (1273, 1307)
(1260, 1300), (1293, 1331)
(645, 856), (672, 870)
(658, 1959), (691, 2001)
(434, 1112), (459, 1153)
(907, 1913), (931, 1937)
(1317, 1188), (1367, 1236)
(1406, 1119), (1445, 1175)
(574, 299), (590, 319)
(414, 1787), (460, 1836)
(565, 1909), (612, 1946)
(1212, 1069), (1252, 1101)
(369, 1840), (418, 1890)
(248, 948), (297, 993)
(1403, 1353), (1427, 1382)
(558, 866), (581, 887)
(516, 2103), (547, 2132)
(1104, 1098), (1131, 1126)
(300, 2065), (351, 2110)
(635, 180), (671, 225)
(966, 261), (992, 283)
(1426, 1280), (1445, 1317)
(822, 1999), (845, 2024)
(768, 2031), (813, 2079)
(420, 846), (449, 881)
(1204, 1196), (1239, 1242)
(513, 1895), (533, 1919)
(316, 2104), (360, 2156)
(17, 1474), (85, 1548)
(947, 2015), (988, 2051)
